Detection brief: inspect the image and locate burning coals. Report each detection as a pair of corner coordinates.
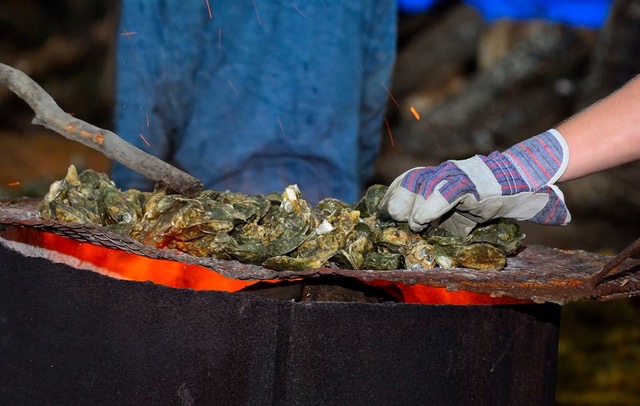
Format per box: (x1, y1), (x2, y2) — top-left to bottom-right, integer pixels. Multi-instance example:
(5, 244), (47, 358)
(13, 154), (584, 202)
(36, 165), (524, 271)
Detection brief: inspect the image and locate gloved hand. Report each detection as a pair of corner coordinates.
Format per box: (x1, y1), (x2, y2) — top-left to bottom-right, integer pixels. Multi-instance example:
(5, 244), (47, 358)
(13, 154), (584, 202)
(380, 129), (571, 236)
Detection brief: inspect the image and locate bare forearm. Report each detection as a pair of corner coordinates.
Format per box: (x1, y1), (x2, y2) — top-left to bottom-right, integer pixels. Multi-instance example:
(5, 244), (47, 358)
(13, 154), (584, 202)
(557, 74), (640, 182)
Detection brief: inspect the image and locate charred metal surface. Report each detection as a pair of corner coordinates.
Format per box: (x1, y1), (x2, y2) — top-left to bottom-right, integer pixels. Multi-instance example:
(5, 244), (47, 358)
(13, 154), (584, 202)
(2, 198), (639, 304)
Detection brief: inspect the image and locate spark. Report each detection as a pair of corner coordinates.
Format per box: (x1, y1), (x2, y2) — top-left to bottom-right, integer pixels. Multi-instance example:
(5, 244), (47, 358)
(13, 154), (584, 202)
(384, 117), (395, 147)
(291, 3), (306, 17)
(8, 181), (21, 187)
(146, 113), (150, 127)
(410, 106), (420, 120)
(252, 0), (262, 25)
(417, 116), (442, 151)
(380, 81), (400, 108)
(227, 80), (238, 93)
(277, 115), (285, 136)
(120, 31), (137, 37)
(139, 133), (151, 147)
(205, 0), (212, 19)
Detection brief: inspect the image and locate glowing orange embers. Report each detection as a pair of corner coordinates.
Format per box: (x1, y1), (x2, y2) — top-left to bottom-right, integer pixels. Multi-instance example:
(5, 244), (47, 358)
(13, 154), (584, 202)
(2, 228), (528, 305)
(397, 284), (528, 305)
(5, 228), (259, 292)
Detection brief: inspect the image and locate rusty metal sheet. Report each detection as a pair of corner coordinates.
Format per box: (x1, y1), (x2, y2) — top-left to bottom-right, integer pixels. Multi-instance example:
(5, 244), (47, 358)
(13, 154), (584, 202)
(1, 198), (639, 304)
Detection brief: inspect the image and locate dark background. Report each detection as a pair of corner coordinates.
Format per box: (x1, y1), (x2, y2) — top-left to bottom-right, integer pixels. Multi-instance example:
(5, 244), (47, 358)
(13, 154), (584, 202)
(1, 1), (639, 404)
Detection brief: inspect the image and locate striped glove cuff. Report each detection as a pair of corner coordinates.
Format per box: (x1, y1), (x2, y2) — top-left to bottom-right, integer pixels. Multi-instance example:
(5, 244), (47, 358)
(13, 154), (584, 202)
(502, 129), (569, 190)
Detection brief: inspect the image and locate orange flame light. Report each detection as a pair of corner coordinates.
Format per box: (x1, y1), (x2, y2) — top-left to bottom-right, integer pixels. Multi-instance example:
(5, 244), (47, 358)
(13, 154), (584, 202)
(3, 228), (527, 305)
(8, 228), (258, 292)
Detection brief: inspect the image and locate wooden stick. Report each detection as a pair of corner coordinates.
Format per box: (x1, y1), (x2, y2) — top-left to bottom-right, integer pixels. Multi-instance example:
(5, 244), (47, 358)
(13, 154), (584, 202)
(0, 62), (203, 197)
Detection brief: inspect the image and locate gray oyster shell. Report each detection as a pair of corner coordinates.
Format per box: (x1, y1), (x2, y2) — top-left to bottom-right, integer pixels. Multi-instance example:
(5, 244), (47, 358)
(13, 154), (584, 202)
(38, 167), (525, 272)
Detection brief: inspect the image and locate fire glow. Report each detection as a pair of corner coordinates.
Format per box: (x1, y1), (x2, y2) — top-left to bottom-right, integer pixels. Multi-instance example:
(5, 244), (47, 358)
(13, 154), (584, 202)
(2, 227), (254, 292)
(0, 227), (526, 306)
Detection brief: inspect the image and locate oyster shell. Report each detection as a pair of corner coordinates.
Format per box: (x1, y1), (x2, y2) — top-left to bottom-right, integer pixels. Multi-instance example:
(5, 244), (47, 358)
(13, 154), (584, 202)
(262, 255), (326, 272)
(375, 223), (422, 254)
(423, 225), (509, 271)
(99, 188), (138, 225)
(38, 165), (112, 225)
(262, 206), (360, 272)
(231, 199), (311, 260)
(215, 191), (270, 223)
(38, 166), (527, 272)
(354, 184), (387, 217)
(173, 232), (235, 260)
(317, 197), (352, 216)
(466, 218), (524, 255)
(131, 188), (186, 246)
(404, 241), (437, 270)
(433, 243), (506, 271)
(225, 242), (269, 265)
(363, 251), (403, 270)
(331, 223), (374, 270)
(49, 200), (95, 224)
(280, 184), (317, 225)
(293, 208), (360, 263)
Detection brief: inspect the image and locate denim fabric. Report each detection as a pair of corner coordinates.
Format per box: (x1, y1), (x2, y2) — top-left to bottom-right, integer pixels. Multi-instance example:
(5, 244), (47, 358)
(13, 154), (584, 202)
(112, 0), (396, 204)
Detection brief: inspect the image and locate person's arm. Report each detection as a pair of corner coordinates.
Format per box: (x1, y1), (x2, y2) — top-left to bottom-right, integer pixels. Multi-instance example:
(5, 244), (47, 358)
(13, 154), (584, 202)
(381, 75), (640, 235)
(557, 74), (640, 181)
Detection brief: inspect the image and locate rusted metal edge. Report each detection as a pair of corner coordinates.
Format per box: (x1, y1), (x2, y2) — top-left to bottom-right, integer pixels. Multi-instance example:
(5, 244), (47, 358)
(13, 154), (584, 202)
(589, 236), (640, 286)
(2, 198), (639, 304)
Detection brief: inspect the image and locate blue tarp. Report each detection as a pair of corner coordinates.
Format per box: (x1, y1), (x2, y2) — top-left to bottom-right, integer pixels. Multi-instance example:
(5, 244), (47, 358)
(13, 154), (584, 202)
(397, 0), (612, 29)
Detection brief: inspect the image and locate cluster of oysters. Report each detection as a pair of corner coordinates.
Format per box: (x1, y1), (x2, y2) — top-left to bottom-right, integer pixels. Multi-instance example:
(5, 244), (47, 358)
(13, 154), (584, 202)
(37, 165), (525, 271)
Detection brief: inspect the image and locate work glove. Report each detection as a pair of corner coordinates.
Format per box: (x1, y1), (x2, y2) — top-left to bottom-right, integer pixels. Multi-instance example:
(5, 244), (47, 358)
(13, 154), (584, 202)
(380, 129), (571, 236)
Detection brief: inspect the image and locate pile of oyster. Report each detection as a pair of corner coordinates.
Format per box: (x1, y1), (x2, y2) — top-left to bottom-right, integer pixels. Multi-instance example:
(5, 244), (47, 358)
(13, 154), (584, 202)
(37, 165), (525, 271)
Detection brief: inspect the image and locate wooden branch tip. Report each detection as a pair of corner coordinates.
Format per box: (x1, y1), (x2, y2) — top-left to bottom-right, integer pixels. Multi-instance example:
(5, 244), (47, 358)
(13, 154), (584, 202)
(0, 62), (203, 197)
